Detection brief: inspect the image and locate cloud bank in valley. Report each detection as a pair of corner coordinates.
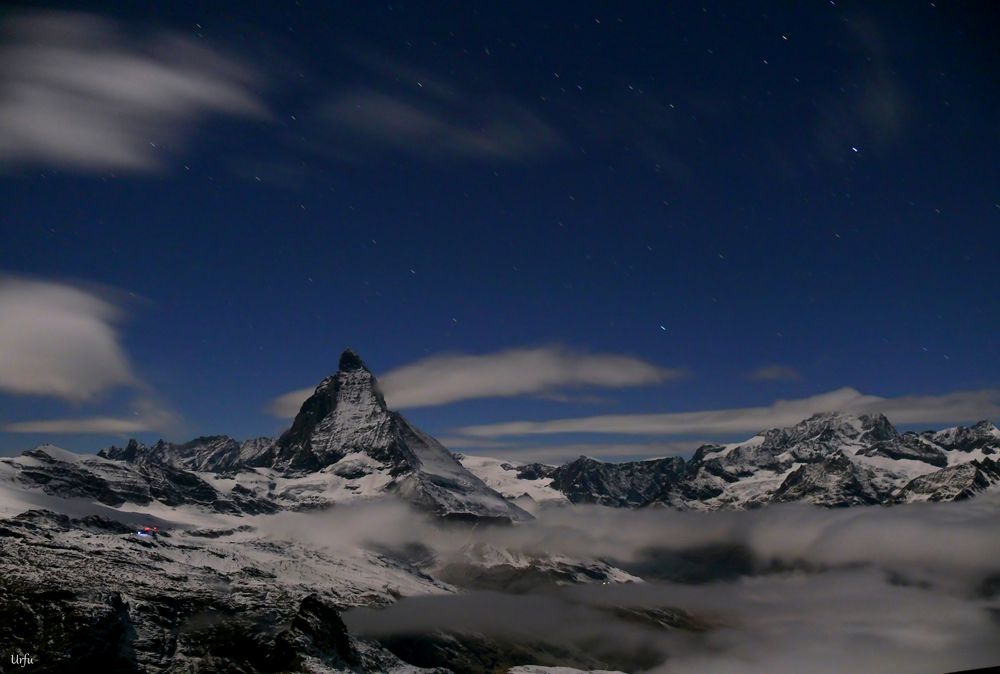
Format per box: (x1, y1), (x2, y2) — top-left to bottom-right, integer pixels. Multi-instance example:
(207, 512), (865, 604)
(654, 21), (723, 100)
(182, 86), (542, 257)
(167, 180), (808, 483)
(347, 571), (999, 674)
(267, 347), (683, 417)
(287, 496), (1000, 674)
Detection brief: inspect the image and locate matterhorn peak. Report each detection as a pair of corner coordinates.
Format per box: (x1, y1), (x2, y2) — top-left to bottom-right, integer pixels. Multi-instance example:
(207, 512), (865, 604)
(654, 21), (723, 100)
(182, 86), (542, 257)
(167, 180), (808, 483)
(267, 349), (390, 471)
(338, 348), (369, 372)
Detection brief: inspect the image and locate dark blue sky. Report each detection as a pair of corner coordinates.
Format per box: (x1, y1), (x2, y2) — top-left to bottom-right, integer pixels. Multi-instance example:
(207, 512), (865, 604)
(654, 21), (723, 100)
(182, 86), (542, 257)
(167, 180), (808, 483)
(1, 1), (998, 459)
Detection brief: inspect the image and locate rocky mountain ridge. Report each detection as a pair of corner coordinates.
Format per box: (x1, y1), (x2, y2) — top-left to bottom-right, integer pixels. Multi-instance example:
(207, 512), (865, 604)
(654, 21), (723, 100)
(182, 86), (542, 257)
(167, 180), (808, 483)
(460, 413), (1000, 510)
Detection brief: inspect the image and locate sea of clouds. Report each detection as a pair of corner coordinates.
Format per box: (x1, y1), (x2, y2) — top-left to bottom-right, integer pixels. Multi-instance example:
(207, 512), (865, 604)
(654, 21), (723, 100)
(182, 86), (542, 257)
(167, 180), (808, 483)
(254, 494), (1000, 673)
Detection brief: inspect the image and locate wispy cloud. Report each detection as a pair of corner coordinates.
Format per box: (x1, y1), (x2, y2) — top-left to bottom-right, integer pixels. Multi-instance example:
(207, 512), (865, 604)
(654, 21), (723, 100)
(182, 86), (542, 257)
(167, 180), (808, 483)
(470, 441), (705, 464)
(318, 91), (564, 162)
(455, 386), (1000, 438)
(267, 347), (684, 417)
(746, 364), (801, 382)
(4, 397), (180, 434)
(310, 49), (565, 163)
(0, 276), (136, 401)
(0, 10), (266, 171)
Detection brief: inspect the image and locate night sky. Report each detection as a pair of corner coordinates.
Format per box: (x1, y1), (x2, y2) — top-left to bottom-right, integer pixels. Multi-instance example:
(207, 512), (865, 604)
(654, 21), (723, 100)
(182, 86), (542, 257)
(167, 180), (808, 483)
(2, 1), (998, 459)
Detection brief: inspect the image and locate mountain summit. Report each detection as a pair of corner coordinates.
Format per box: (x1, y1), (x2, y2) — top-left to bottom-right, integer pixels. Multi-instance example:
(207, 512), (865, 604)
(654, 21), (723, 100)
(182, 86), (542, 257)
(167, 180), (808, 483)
(98, 349), (531, 522)
(259, 349), (531, 520)
(263, 349), (393, 472)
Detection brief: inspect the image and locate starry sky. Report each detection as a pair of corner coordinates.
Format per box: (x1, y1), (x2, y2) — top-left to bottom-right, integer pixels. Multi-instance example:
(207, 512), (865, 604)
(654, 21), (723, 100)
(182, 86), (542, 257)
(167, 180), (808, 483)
(1, 1), (998, 460)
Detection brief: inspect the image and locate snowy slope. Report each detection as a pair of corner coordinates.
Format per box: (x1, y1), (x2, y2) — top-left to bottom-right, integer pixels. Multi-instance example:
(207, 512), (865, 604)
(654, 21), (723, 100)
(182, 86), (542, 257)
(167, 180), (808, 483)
(455, 454), (569, 505)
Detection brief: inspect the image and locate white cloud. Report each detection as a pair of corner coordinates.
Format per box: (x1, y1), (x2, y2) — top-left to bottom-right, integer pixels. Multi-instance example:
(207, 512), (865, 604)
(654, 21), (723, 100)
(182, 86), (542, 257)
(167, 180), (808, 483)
(4, 397), (179, 434)
(0, 11), (266, 171)
(746, 364), (801, 381)
(456, 386), (1000, 438)
(0, 276), (136, 401)
(267, 388), (317, 419)
(382, 348), (683, 408)
(267, 347), (684, 417)
(0, 276), (184, 436)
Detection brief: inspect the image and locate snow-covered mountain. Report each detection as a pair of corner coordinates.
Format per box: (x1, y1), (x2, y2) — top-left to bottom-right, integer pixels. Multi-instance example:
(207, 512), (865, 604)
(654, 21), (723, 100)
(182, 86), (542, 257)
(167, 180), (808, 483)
(95, 349), (530, 523)
(99, 434), (273, 472)
(458, 413), (1000, 509)
(0, 351), (616, 672)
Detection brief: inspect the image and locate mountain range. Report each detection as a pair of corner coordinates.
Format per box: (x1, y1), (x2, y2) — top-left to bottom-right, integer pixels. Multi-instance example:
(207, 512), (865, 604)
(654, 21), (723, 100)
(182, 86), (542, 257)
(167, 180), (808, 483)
(460, 412), (1000, 511)
(2, 349), (999, 673)
(10, 349), (993, 521)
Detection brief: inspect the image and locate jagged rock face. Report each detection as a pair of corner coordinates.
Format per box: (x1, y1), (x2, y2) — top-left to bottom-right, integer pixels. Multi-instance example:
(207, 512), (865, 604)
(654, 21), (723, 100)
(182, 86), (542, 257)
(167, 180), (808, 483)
(547, 456), (685, 507)
(927, 420), (1000, 454)
(772, 453), (884, 507)
(100, 436), (274, 473)
(515, 463), (557, 481)
(4, 445), (277, 514)
(860, 435), (948, 468)
(895, 458), (1000, 503)
(267, 350), (396, 472)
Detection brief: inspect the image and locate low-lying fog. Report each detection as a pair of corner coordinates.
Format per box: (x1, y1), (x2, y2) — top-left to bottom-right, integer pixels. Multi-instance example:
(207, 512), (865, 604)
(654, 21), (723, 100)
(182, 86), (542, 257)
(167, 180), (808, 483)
(256, 495), (1000, 673)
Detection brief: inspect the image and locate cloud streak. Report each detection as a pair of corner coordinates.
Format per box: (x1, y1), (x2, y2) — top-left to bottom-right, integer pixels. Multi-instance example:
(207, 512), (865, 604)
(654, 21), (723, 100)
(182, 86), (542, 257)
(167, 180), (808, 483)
(0, 10), (266, 171)
(4, 397), (180, 434)
(308, 48), (565, 163)
(746, 364), (801, 382)
(456, 386), (1000, 438)
(318, 90), (565, 162)
(450, 440), (705, 464)
(268, 347), (683, 417)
